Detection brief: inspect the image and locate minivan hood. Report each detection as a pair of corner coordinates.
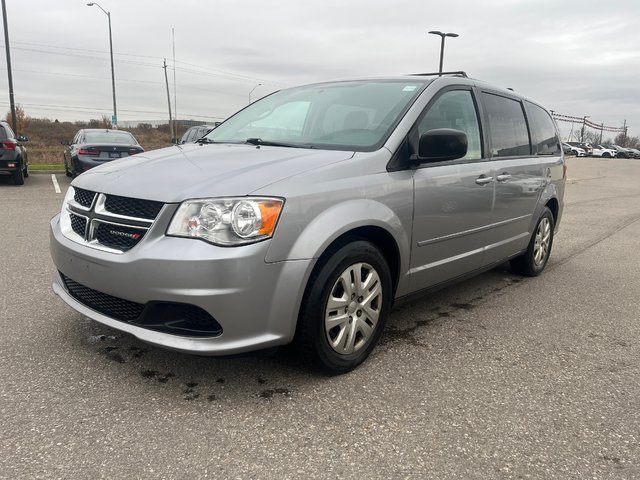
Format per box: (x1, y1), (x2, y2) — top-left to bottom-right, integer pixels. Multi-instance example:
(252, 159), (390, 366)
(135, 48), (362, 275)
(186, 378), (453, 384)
(73, 143), (354, 202)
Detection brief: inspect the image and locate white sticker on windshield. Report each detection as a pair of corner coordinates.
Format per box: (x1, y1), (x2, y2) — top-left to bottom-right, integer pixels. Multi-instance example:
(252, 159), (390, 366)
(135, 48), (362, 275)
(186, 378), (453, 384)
(402, 85), (417, 92)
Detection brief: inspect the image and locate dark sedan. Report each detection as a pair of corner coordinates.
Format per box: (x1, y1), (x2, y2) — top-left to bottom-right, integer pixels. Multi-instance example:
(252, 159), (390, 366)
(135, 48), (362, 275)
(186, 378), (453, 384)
(0, 121), (29, 185)
(63, 129), (144, 177)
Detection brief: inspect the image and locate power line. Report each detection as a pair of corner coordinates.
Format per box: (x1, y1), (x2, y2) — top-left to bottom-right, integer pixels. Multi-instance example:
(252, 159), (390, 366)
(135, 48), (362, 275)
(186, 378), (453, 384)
(2, 41), (287, 87)
(0, 100), (227, 120)
(0, 66), (250, 97)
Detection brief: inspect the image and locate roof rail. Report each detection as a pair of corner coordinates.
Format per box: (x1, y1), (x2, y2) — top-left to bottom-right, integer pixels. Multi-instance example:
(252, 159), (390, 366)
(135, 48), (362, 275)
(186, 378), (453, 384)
(407, 71), (468, 78)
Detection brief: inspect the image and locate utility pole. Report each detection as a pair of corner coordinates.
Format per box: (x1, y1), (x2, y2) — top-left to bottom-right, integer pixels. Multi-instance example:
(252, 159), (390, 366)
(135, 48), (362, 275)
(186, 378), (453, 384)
(1, 0), (17, 133)
(599, 123), (603, 145)
(580, 115), (589, 143)
(622, 119), (628, 145)
(163, 59), (174, 141)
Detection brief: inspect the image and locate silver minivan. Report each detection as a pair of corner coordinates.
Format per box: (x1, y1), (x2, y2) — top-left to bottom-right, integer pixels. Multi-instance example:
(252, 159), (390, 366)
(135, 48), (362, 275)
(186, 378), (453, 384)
(50, 73), (565, 373)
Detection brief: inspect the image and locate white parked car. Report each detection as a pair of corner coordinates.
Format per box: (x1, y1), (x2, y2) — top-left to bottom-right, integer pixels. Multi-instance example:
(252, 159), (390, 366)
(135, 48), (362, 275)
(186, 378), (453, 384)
(591, 145), (617, 158)
(563, 143), (585, 157)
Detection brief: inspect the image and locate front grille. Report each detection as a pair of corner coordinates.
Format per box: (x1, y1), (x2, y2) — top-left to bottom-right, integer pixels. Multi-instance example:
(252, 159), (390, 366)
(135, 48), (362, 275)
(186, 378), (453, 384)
(61, 273), (144, 321)
(70, 213), (87, 237)
(74, 188), (96, 208)
(104, 194), (163, 220)
(60, 273), (223, 337)
(95, 223), (146, 252)
(63, 189), (165, 253)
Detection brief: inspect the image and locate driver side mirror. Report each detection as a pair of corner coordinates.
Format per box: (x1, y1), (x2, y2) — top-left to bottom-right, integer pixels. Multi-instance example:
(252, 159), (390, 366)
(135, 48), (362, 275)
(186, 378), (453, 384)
(17, 135), (28, 142)
(60, 139), (70, 146)
(415, 128), (468, 163)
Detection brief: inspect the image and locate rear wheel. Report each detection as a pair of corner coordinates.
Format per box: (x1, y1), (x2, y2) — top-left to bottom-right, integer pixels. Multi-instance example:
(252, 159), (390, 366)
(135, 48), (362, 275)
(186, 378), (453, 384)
(602, 152), (610, 158)
(23, 162), (29, 178)
(511, 207), (554, 276)
(295, 240), (392, 374)
(64, 157), (72, 177)
(12, 163), (25, 185)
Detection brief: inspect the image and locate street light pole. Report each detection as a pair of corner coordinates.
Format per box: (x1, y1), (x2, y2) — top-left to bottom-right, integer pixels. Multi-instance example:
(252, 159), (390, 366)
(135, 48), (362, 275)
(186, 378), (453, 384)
(249, 83), (262, 104)
(87, 2), (117, 129)
(428, 30), (459, 74)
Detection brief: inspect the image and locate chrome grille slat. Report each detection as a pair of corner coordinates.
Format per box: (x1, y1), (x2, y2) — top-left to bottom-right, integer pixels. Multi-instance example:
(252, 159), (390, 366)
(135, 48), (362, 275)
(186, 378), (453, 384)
(62, 187), (164, 253)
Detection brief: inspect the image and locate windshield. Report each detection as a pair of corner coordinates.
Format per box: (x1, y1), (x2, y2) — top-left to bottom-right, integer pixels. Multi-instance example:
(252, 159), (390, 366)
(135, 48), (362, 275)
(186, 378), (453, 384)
(207, 80), (428, 151)
(84, 132), (137, 145)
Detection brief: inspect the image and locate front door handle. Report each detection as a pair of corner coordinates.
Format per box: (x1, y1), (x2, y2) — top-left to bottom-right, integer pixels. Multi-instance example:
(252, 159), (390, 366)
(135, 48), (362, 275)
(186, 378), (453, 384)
(475, 175), (494, 186)
(496, 173), (511, 183)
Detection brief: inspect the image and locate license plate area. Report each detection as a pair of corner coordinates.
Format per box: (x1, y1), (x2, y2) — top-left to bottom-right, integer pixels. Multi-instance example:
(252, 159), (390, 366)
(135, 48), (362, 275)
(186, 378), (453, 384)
(109, 152), (121, 159)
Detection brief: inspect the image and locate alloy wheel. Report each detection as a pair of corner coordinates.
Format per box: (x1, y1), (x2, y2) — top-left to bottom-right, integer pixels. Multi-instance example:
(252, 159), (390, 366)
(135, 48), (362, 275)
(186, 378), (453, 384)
(324, 262), (382, 355)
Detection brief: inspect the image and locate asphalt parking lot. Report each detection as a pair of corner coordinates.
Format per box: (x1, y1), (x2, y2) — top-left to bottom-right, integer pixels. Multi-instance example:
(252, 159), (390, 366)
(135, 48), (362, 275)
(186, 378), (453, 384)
(1, 157), (639, 479)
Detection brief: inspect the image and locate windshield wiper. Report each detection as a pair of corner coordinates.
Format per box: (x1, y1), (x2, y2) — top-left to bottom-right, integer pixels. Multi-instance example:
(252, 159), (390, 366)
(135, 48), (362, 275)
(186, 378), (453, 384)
(244, 137), (312, 149)
(196, 138), (216, 144)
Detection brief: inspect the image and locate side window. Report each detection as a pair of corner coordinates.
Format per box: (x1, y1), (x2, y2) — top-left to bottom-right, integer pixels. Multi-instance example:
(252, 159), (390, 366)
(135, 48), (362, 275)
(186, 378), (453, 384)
(5, 124), (16, 139)
(72, 133), (81, 145)
(481, 92), (530, 157)
(417, 90), (481, 161)
(526, 102), (560, 155)
(0, 125), (7, 141)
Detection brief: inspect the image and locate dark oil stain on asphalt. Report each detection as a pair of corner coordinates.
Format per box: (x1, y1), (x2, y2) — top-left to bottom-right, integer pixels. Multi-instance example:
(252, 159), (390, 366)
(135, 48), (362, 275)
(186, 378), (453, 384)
(259, 388), (290, 399)
(90, 333), (293, 404)
(450, 302), (475, 310)
(381, 275), (528, 348)
(105, 349), (126, 363)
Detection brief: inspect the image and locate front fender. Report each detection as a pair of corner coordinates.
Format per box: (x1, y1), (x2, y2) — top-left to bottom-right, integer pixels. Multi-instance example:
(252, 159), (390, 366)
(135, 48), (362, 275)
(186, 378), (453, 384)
(266, 198), (413, 295)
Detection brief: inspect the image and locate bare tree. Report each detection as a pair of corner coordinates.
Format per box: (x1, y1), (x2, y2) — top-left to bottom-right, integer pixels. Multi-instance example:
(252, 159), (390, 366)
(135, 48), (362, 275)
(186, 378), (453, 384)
(101, 115), (112, 129)
(614, 133), (629, 147)
(5, 104), (29, 134)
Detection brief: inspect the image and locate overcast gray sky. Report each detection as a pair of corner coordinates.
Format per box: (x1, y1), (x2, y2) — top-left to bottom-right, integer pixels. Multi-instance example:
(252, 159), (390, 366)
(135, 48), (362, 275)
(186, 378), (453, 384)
(1, 0), (639, 140)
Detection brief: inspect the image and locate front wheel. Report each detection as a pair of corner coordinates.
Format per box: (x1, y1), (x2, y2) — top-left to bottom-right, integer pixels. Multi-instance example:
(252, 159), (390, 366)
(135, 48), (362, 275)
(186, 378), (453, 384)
(295, 240), (392, 374)
(511, 207), (554, 276)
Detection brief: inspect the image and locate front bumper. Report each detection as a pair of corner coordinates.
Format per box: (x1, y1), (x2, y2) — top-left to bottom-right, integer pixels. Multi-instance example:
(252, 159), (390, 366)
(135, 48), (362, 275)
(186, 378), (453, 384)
(50, 213), (313, 355)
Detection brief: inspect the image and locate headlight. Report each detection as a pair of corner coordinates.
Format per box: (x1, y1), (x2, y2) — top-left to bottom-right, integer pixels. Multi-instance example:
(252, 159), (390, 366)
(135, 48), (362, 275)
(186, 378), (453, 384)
(167, 197), (284, 246)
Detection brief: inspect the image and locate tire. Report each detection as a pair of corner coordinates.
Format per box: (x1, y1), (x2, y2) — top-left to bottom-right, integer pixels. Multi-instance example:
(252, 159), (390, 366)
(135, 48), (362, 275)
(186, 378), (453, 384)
(294, 240), (392, 374)
(602, 153), (610, 158)
(510, 207), (554, 277)
(12, 163), (25, 185)
(64, 157), (72, 177)
(23, 163), (29, 178)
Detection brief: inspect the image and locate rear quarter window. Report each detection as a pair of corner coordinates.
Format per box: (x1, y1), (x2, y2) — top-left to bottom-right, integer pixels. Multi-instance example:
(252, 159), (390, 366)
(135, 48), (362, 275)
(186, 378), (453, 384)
(526, 102), (560, 155)
(481, 92), (530, 157)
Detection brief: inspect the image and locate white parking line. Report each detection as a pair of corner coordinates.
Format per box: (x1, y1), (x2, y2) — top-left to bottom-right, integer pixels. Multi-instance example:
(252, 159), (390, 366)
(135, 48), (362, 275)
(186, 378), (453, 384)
(51, 174), (61, 194)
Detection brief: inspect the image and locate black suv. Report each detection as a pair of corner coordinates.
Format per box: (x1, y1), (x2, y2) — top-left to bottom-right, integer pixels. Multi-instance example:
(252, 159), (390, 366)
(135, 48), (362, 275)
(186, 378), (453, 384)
(0, 121), (29, 185)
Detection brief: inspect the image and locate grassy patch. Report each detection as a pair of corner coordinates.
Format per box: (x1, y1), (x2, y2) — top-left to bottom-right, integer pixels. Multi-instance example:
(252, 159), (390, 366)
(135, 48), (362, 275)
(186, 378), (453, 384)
(30, 163), (64, 171)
